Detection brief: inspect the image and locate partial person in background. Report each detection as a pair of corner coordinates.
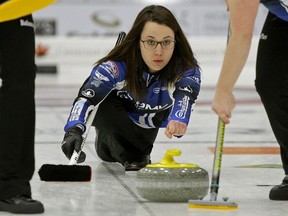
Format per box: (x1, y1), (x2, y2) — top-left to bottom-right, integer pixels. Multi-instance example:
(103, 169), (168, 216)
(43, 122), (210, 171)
(0, 4), (44, 215)
(61, 5), (201, 171)
(212, 0), (288, 200)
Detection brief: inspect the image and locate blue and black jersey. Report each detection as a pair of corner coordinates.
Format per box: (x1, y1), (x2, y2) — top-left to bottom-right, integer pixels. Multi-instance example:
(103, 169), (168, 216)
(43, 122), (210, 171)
(64, 60), (201, 132)
(261, 0), (288, 21)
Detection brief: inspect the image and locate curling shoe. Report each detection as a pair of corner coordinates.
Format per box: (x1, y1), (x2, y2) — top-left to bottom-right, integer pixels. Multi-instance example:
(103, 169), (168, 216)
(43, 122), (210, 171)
(0, 195), (44, 214)
(269, 177), (288, 200)
(124, 155), (151, 171)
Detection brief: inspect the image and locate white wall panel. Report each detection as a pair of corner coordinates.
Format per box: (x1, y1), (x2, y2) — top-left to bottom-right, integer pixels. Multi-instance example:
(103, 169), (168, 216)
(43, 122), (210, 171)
(34, 0), (268, 36)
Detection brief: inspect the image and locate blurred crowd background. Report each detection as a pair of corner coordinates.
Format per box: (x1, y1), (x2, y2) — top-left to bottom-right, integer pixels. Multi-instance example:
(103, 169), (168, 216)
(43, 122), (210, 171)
(33, 0), (269, 87)
(33, 0), (268, 37)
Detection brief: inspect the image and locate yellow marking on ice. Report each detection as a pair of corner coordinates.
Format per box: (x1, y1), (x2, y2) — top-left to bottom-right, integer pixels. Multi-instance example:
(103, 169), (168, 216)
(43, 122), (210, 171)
(188, 203), (238, 210)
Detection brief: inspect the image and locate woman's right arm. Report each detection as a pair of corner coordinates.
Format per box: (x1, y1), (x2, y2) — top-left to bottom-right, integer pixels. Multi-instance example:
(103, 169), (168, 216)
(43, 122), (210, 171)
(64, 61), (125, 132)
(212, 0), (260, 124)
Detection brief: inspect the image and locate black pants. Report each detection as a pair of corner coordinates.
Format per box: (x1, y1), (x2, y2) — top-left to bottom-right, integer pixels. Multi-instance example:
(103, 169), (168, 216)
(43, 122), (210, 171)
(255, 12), (288, 175)
(0, 15), (36, 199)
(93, 91), (159, 164)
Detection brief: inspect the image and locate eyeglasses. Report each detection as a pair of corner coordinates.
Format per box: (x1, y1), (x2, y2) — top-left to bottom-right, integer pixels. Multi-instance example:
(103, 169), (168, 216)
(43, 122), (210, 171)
(140, 39), (176, 50)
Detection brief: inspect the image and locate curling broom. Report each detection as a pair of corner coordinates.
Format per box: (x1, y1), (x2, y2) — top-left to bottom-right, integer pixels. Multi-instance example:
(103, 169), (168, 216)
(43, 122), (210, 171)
(0, 0), (57, 22)
(188, 118), (238, 210)
(38, 31), (127, 181)
(188, 21), (238, 210)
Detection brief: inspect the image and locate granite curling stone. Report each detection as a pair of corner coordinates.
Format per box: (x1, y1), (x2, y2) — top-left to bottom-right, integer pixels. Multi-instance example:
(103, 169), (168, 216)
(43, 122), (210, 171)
(136, 149), (209, 202)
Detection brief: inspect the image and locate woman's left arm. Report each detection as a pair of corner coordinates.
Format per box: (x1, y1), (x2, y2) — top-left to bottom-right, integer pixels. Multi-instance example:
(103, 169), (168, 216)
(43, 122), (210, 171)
(165, 68), (201, 139)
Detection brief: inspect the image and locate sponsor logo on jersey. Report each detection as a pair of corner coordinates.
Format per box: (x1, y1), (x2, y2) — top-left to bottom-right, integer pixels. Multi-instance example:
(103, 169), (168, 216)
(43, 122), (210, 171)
(100, 61), (119, 78)
(153, 87), (168, 94)
(260, 33), (268, 40)
(20, 19), (34, 28)
(117, 90), (134, 100)
(136, 102), (169, 111)
(69, 104), (83, 121)
(175, 95), (190, 119)
(91, 70), (109, 87)
(94, 70), (109, 81)
(179, 85), (193, 94)
(91, 79), (102, 87)
(82, 89), (95, 98)
(191, 76), (200, 84)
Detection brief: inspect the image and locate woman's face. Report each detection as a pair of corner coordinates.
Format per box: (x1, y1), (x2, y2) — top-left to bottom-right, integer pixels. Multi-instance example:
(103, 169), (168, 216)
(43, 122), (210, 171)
(140, 21), (175, 73)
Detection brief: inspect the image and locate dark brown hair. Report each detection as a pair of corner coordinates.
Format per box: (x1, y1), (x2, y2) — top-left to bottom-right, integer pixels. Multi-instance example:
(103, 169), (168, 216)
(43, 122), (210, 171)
(96, 5), (199, 99)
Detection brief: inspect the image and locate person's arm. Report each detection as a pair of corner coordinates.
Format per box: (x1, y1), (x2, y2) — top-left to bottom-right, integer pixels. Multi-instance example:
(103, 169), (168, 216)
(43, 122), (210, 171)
(64, 61), (124, 132)
(165, 68), (201, 139)
(212, 0), (260, 124)
(61, 61), (124, 162)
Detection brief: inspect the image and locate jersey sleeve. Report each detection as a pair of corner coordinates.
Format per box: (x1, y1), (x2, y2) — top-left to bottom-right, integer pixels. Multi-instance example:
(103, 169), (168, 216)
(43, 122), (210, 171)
(169, 67), (201, 125)
(64, 61), (126, 132)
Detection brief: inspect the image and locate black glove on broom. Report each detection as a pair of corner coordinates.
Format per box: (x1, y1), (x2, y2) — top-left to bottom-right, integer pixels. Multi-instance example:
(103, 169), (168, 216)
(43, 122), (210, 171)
(61, 126), (86, 163)
(38, 125), (91, 182)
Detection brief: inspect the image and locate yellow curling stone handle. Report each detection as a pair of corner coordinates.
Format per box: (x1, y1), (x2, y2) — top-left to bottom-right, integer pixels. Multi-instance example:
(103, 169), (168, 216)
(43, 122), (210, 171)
(146, 149), (199, 168)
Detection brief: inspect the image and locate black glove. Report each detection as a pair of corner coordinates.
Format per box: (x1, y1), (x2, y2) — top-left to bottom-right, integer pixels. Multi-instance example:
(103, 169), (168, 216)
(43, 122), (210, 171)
(61, 126), (86, 163)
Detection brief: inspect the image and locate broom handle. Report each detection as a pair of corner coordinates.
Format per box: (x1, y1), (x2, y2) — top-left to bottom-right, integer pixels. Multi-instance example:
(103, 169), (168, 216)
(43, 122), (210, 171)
(209, 21), (231, 201)
(209, 117), (225, 201)
(69, 31), (126, 165)
(68, 106), (99, 165)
